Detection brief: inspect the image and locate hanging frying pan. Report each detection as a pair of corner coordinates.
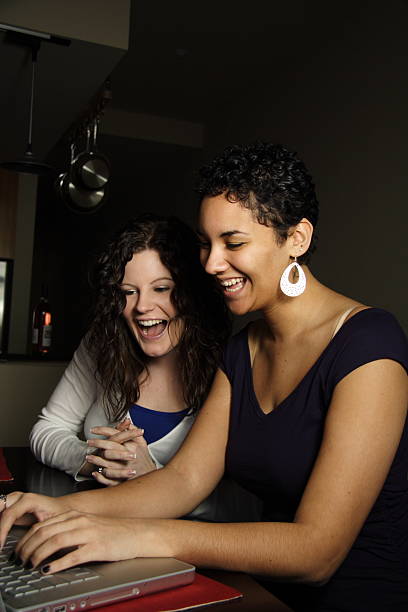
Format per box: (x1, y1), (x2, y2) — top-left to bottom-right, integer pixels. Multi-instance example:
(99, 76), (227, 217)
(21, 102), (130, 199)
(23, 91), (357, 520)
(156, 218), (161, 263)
(72, 118), (110, 190)
(56, 143), (107, 213)
(70, 125), (92, 184)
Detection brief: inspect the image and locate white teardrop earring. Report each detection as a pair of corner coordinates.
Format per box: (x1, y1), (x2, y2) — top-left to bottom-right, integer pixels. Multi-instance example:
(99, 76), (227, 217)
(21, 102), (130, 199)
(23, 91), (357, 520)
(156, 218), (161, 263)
(280, 258), (306, 297)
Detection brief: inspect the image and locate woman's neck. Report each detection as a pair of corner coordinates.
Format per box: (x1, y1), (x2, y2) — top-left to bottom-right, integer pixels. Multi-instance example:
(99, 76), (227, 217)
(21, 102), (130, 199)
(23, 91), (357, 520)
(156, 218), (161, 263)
(139, 348), (186, 411)
(261, 269), (335, 341)
(144, 347), (180, 377)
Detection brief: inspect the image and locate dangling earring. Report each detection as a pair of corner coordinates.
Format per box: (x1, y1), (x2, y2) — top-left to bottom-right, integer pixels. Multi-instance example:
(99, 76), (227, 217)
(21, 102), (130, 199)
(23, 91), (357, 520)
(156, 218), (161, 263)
(280, 257), (306, 297)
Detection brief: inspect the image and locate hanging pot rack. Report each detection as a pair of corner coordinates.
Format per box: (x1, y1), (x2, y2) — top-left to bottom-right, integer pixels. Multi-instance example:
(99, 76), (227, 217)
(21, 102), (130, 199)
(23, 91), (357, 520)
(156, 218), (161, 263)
(56, 81), (112, 214)
(65, 79), (112, 149)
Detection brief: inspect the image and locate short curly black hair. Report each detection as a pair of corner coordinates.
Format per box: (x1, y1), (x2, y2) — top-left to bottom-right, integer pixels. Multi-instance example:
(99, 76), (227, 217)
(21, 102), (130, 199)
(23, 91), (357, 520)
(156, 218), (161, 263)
(196, 142), (319, 264)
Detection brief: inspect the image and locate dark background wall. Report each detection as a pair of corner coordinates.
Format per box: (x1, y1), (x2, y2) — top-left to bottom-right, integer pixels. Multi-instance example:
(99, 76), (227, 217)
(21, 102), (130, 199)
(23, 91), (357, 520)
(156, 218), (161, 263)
(28, 0), (408, 361)
(205, 2), (408, 333)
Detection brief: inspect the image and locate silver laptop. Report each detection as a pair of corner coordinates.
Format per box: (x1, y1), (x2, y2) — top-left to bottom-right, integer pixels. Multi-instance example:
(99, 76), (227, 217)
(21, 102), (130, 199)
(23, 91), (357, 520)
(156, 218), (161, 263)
(0, 527), (195, 612)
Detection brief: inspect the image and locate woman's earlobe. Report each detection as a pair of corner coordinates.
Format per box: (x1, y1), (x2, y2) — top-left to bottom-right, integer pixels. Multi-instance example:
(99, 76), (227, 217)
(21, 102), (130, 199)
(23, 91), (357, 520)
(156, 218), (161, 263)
(290, 218), (313, 256)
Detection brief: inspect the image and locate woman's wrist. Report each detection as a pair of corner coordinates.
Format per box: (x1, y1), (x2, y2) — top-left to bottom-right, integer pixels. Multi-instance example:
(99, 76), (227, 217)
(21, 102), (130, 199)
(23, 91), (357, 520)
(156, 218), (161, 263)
(136, 518), (180, 558)
(78, 448), (100, 476)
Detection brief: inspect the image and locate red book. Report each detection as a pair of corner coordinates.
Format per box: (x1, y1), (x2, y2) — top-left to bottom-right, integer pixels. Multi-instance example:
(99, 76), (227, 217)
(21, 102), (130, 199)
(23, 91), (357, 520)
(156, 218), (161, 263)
(97, 573), (242, 611)
(0, 448), (13, 482)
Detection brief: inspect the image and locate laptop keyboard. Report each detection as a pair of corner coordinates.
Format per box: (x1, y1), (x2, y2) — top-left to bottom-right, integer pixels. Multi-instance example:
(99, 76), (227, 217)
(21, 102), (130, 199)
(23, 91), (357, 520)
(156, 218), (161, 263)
(0, 532), (101, 603)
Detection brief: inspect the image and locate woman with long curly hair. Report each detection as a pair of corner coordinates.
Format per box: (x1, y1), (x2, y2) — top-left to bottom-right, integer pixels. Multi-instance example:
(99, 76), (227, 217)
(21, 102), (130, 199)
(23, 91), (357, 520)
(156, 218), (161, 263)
(29, 214), (259, 519)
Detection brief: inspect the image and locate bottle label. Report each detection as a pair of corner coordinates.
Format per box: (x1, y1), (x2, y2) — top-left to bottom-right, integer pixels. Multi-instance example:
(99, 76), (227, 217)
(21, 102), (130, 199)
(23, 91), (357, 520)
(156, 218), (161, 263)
(32, 328), (39, 344)
(42, 325), (52, 347)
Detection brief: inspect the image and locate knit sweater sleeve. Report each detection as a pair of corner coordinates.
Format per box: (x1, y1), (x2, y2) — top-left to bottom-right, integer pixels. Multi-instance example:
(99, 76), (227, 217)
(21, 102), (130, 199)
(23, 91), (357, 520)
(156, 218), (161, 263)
(29, 339), (103, 479)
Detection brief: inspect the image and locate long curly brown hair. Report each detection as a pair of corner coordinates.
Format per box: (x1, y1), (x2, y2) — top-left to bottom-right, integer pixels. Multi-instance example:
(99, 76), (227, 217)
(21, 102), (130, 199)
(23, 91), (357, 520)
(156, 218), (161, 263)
(85, 213), (231, 421)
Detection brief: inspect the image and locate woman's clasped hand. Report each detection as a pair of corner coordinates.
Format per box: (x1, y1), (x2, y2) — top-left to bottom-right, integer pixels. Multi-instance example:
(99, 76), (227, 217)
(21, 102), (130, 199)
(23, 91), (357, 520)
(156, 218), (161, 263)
(85, 419), (156, 485)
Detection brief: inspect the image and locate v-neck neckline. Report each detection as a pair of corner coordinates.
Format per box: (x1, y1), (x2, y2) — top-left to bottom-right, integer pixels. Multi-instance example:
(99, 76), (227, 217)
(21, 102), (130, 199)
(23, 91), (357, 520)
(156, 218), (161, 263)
(245, 307), (375, 417)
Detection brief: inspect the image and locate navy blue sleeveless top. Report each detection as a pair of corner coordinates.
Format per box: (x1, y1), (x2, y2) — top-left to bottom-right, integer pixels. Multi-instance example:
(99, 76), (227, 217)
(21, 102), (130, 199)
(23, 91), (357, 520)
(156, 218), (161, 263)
(129, 404), (190, 444)
(222, 308), (408, 611)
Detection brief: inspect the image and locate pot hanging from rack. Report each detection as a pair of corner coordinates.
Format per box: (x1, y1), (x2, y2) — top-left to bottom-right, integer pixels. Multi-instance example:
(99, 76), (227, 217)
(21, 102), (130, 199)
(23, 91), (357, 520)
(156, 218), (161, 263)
(72, 118), (110, 190)
(56, 142), (107, 213)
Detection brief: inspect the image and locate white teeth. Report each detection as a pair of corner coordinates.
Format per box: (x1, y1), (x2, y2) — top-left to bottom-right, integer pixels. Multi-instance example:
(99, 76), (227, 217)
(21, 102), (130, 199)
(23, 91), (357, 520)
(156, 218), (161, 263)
(224, 283), (243, 293)
(220, 278), (245, 292)
(138, 319), (164, 327)
(220, 278), (244, 287)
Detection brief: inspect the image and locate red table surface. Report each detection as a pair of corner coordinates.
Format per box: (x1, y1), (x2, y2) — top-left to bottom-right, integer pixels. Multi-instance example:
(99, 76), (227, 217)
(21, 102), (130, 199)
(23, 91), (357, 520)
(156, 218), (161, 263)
(94, 573), (242, 612)
(0, 448), (13, 481)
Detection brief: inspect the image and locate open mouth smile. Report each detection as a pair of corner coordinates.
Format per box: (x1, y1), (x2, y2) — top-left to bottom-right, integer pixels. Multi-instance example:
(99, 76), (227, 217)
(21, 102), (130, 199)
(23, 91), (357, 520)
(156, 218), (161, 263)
(137, 319), (168, 338)
(219, 277), (246, 294)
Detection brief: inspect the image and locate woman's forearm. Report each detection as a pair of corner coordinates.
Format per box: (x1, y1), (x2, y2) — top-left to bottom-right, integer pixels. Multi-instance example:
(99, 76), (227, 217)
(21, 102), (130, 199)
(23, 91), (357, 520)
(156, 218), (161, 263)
(29, 340), (100, 478)
(0, 464), (204, 549)
(145, 518), (327, 584)
(30, 421), (90, 477)
(61, 462), (208, 519)
(10, 511), (334, 583)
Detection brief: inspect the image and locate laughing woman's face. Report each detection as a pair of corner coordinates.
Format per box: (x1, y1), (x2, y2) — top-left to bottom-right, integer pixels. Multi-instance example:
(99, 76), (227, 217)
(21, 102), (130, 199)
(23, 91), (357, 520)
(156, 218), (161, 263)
(198, 194), (289, 316)
(120, 249), (182, 358)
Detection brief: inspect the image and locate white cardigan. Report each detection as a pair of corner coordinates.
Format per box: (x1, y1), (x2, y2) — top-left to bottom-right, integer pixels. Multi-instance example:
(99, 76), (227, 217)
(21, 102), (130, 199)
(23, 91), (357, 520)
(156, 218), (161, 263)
(30, 340), (262, 522)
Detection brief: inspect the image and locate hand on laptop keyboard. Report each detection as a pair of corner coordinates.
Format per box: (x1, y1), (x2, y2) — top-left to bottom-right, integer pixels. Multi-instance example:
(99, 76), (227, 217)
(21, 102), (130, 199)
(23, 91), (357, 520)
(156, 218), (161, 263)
(1, 531), (101, 608)
(0, 492), (68, 550)
(6, 510), (170, 575)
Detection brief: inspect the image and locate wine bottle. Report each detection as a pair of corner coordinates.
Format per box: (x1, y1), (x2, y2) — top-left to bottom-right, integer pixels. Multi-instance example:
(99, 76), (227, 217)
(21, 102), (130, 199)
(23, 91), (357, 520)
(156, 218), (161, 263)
(32, 285), (52, 355)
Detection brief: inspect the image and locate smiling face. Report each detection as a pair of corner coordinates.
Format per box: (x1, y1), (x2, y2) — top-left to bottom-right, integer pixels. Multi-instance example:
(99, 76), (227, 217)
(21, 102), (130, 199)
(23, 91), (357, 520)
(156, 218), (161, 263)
(198, 194), (292, 315)
(120, 249), (181, 358)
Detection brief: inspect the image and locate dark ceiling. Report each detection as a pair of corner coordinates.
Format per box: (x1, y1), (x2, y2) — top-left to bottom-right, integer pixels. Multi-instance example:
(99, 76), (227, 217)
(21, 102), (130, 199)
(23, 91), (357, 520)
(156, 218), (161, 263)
(0, 32), (124, 166)
(110, 0), (319, 122)
(0, 0), (349, 165)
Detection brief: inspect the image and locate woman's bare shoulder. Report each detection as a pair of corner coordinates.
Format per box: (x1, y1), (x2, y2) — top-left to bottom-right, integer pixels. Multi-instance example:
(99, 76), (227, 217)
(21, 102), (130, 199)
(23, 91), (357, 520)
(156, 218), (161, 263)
(320, 287), (369, 331)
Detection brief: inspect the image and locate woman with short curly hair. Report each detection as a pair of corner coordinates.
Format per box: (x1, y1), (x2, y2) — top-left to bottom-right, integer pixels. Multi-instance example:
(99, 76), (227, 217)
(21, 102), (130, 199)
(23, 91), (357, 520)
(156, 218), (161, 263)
(196, 142), (319, 264)
(5, 144), (408, 611)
